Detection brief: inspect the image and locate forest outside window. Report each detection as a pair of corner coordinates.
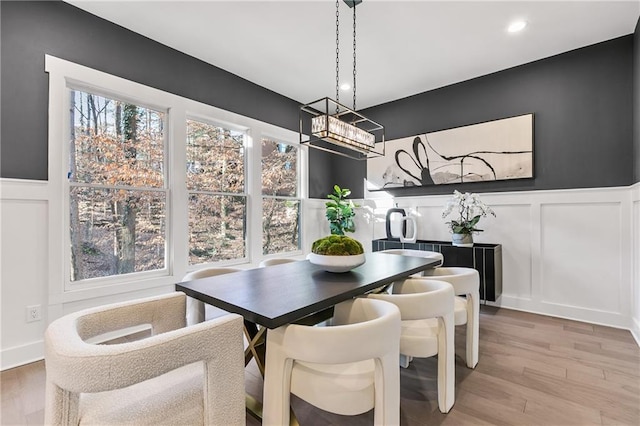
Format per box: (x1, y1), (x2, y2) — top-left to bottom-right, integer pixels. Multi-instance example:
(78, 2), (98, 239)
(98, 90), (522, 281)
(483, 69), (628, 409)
(187, 119), (247, 265)
(261, 138), (300, 255)
(68, 89), (167, 282)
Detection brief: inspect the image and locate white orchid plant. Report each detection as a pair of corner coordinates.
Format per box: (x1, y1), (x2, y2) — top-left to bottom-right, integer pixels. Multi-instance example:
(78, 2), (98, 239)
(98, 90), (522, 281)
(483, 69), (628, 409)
(442, 190), (496, 235)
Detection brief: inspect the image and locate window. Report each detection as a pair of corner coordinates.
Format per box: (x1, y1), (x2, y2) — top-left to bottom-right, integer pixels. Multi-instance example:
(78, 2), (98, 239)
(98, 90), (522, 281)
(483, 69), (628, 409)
(47, 55), (305, 298)
(261, 138), (300, 255)
(186, 119), (247, 264)
(68, 89), (167, 281)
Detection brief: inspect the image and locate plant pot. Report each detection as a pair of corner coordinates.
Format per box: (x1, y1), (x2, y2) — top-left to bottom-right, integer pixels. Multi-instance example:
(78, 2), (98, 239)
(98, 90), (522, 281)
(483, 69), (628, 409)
(452, 233), (473, 247)
(308, 253), (366, 273)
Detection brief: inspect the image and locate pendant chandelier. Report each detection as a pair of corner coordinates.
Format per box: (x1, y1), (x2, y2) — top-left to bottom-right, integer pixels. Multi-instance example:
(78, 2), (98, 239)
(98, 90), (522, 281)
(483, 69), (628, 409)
(299, 0), (385, 160)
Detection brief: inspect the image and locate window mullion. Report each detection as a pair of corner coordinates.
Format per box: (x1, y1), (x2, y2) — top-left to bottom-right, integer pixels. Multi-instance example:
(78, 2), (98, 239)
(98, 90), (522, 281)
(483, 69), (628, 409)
(170, 108), (188, 279)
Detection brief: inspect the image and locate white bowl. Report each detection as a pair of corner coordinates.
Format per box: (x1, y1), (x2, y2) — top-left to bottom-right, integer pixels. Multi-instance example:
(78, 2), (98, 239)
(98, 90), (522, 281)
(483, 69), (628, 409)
(308, 253), (366, 273)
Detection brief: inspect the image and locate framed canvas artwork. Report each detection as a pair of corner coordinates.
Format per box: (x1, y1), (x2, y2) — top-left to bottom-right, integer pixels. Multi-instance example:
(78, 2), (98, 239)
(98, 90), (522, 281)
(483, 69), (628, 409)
(367, 113), (534, 190)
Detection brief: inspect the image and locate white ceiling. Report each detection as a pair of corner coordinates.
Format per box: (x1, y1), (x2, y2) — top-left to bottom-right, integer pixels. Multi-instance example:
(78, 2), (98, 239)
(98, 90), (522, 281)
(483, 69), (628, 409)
(66, 0), (639, 109)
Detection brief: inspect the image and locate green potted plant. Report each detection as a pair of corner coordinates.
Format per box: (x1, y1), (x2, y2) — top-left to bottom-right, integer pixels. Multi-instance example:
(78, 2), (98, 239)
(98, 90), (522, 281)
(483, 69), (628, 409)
(309, 235), (365, 273)
(325, 185), (357, 235)
(442, 190), (496, 247)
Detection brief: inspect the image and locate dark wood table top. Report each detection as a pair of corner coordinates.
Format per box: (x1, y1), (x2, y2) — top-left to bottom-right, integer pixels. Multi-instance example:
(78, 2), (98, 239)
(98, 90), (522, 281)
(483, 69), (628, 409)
(176, 252), (439, 329)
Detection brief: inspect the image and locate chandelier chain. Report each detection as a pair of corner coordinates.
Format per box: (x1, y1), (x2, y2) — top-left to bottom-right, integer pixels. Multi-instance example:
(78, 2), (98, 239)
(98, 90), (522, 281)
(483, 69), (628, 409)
(352, 3), (357, 111)
(335, 0), (340, 113)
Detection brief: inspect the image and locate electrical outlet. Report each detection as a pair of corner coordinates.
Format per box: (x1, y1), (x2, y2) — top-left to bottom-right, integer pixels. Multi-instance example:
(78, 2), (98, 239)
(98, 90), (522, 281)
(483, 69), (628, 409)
(26, 305), (42, 322)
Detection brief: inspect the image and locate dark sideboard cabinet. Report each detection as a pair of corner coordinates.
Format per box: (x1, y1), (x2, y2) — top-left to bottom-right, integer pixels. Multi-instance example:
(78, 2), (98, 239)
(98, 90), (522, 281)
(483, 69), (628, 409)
(372, 239), (502, 302)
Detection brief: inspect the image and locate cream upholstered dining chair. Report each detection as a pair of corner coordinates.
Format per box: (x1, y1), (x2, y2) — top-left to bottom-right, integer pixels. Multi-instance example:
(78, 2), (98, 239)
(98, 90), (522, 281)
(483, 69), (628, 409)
(423, 267), (480, 368)
(44, 292), (245, 426)
(259, 258), (299, 267)
(262, 298), (401, 426)
(366, 278), (456, 413)
(182, 267), (241, 325)
(381, 249), (444, 270)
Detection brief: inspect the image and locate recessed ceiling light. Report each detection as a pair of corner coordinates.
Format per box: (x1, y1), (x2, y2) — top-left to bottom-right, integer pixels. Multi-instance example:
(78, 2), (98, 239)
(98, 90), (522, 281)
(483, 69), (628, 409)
(507, 20), (527, 33)
(340, 83), (351, 91)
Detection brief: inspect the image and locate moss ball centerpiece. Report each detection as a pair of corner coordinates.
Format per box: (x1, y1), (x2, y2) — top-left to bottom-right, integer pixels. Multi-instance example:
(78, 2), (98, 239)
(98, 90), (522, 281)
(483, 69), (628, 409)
(308, 235), (366, 273)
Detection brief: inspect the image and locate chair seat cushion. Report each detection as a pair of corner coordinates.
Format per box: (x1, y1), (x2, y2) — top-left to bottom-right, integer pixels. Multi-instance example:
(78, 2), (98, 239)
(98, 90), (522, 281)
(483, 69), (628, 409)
(454, 296), (468, 325)
(291, 359), (375, 416)
(79, 363), (203, 425)
(399, 318), (439, 357)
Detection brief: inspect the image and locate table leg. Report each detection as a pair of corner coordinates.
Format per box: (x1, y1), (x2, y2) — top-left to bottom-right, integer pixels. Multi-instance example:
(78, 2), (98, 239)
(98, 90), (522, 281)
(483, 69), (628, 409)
(243, 320), (266, 375)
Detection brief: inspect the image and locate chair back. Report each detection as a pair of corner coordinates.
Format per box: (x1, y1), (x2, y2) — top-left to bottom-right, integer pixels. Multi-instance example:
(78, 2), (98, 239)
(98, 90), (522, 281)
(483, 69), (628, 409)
(381, 248), (444, 266)
(368, 278), (454, 320)
(423, 266), (479, 295)
(259, 258), (298, 267)
(182, 266), (241, 281)
(182, 267), (241, 324)
(270, 298), (401, 365)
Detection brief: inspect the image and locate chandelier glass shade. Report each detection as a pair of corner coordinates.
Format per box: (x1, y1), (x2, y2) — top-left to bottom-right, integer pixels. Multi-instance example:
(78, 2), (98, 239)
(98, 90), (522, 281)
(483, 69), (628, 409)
(300, 97), (384, 160)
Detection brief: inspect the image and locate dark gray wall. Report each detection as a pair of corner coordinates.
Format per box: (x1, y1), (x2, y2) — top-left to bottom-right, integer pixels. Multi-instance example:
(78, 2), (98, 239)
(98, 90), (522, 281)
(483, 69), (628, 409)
(361, 35), (635, 197)
(1, 1), (636, 197)
(0, 0), (302, 180)
(308, 153), (366, 200)
(634, 18), (640, 184)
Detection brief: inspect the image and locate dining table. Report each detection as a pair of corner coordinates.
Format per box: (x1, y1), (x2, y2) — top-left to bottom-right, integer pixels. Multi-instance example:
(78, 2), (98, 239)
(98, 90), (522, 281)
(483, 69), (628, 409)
(175, 251), (440, 422)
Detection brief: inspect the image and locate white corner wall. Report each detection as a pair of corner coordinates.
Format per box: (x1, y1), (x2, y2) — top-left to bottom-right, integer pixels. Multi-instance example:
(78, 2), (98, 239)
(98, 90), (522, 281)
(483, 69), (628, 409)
(2, 180), (639, 369)
(632, 183), (640, 343)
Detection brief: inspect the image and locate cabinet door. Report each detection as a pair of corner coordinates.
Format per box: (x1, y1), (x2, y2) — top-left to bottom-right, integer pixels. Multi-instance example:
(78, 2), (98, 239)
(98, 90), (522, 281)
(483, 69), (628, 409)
(441, 246), (474, 268)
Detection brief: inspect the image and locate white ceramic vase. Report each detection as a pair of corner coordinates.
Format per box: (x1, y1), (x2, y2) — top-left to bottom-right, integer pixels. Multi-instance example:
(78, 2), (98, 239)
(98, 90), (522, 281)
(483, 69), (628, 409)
(452, 233), (473, 247)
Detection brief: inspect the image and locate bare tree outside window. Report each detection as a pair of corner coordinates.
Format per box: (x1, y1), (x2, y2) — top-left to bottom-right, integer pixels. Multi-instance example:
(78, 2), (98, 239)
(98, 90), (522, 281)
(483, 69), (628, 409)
(261, 139), (300, 255)
(69, 90), (166, 281)
(187, 120), (246, 264)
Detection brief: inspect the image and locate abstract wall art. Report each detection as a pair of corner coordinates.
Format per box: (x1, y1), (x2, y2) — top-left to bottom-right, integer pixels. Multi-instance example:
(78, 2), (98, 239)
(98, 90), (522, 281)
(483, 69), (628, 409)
(367, 113), (534, 190)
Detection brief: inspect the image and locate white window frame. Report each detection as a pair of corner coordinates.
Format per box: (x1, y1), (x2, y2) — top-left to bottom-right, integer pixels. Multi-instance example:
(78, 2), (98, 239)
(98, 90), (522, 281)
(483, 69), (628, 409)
(185, 114), (250, 266)
(46, 55), (306, 304)
(260, 135), (303, 258)
(65, 84), (172, 288)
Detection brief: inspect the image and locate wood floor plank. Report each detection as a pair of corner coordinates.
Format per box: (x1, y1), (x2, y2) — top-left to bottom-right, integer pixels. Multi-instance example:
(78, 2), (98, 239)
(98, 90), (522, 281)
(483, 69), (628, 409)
(482, 339), (607, 379)
(523, 398), (601, 425)
(549, 343), (640, 378)
(520, 367), (639, 414)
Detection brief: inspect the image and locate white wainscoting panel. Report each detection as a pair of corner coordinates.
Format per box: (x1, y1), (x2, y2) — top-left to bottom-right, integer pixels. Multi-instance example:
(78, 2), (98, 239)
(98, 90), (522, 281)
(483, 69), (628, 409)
(362, 187), (635, 330)
(540, 202), (621, 312)
(487, 204), (533, 299)
(1, 181), (50, 369)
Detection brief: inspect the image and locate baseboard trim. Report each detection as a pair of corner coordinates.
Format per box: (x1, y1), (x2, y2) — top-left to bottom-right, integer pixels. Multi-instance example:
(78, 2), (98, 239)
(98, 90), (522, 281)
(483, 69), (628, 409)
(631, 316), (640, 347)
(494, 295), (632, 331)
(1, 340), (44, 371)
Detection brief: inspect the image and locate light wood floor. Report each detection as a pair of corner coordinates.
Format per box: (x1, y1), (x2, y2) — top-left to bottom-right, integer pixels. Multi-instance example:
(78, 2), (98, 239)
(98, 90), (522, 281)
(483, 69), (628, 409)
(2, 306), (639, 425)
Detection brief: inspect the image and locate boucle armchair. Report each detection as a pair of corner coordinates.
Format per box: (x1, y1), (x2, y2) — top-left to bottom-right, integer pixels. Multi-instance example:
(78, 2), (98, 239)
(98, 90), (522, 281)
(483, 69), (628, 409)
(44, 292), (245, 425)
